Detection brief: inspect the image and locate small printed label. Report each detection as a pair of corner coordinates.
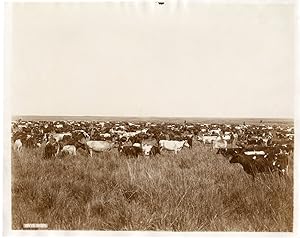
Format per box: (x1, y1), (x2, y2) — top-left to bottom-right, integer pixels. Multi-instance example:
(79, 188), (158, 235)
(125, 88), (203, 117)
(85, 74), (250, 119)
(23, 223), (48, 229)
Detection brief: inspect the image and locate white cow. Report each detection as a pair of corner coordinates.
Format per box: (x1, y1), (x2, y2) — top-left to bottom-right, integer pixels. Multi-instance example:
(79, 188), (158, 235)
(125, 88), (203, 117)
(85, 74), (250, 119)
(13, 139), (22, 153)
(213, 139), (227, 149)
(51, 132), (72, 142)
(159, 140), (189, 154)
(102, 133), (111, 138)
(201, 135), (218, 144)
(223, 133), (231, 141)
(133, 143), (141, 147)
(86, 141), (115, 157)
(244, 151), (265, 156)
(141, 144), (153, 156)
(60, 145), (77, 156)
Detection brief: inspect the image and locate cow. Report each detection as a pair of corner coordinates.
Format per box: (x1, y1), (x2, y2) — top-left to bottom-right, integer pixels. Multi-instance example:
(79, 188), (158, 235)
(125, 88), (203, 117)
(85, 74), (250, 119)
(58, 134), (73, 146)
(60, 145), (77, 156)
(229, 153), (288, 179)
(22, 135), (38, 148)
(213, 139), (227, 150)
(59, 142), (86, 156)
(217, 147), (244, 157)
(141, 144), (153, 156)
(44, 137), (60, 159)
(73, 130), (91, 141)
(119, 145), (143, 157)
(272, 153), (289, 175)
(133, 143), (161, 156)
(49, 132), (72, 142)
(85, 140), (116, 157)
(159, 140), (189, 154)
(149, 145), (160, 156)
(201, 135), (218, 144)
(13, 139), (22, 153)
(187, 136), (193, 148)
(243, 150), (265, 156)
(129, 135), (143, 145)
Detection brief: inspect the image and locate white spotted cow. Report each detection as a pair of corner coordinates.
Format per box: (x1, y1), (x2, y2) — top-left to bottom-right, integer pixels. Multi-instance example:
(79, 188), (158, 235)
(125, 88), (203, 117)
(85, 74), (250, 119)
(132, 143), (160, 156)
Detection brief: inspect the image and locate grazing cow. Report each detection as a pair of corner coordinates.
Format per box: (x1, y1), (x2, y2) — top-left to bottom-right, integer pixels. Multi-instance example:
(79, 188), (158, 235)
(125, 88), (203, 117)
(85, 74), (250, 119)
(272, 153), (289, 175)
(119, 145), (143, 157)
(129, 135), (143, 145)
(213, 139), (227, 150)
(22, 135), (38, 148)
(187, 136), (193, 148)
(217, 147), (244, 157)
(59, 142), (86, 156)
(159, 140), (189, 154)
(149, 145), (160, 156)
(59, 134), (73, 146)
(131, 143), (160, 156)
(50, 132), (72, 142)
(133, 143), (141, 148)
(13, 139), (22, 153)
(223, 133), (231, 141)
(85, 140), (115, 157)
(201, 135), (218, 144)
(244, 150), (265, 156)
(229, 153), (288, 179)
(73, 130), (91, 141)
(141, 144), (153, 156)
(60, 145), (77, 156)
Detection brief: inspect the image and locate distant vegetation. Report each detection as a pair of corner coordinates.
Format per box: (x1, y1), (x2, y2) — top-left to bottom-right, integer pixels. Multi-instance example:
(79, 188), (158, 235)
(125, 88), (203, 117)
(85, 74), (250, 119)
(12, 142), (293, 231)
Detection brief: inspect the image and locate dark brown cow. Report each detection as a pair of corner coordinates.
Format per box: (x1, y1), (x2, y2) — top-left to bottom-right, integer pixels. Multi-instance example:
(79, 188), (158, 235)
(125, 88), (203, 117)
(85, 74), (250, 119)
(119, 145), (143, 158)
(229, 153), (289, 179)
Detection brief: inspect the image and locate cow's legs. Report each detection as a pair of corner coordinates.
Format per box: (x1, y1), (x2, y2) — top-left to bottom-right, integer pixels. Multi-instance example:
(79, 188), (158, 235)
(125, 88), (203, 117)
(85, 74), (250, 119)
(55, 145), (60, 157)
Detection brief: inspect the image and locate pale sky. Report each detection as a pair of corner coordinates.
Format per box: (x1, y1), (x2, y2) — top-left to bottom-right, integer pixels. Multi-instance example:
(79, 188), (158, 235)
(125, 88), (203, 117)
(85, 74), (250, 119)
(8, 2), (294, 118)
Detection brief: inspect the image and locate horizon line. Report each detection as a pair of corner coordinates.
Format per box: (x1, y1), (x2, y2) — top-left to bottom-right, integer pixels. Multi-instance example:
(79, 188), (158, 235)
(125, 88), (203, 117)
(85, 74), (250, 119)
(12, 115), (294, 120)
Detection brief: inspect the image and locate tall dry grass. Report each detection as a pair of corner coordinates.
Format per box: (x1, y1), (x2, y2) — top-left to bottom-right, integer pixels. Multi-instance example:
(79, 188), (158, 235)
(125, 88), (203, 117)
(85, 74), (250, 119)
(12, 142), (293, 231)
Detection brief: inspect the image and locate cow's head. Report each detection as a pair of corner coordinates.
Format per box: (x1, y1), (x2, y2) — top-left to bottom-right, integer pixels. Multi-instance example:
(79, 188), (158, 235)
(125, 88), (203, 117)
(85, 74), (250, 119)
(74, 141), (87, 151)
(229, 154), (242, 164)
(183, 140), (190, 148)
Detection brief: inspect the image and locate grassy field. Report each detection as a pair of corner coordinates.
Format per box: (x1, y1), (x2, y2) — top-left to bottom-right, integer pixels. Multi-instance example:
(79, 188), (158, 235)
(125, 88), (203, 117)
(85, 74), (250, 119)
(12, 141), (293, 231)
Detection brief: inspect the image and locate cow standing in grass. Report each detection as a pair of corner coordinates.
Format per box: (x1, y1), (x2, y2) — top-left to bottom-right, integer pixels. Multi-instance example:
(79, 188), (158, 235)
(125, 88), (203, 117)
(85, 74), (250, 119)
(44, 136), (59, 159)
(229, 152), (289, 179)
(85, 140), (116, 157)
(159, 140), (190, 154)
(59, 142), (87, 156)
(132, 143), (161, 156)
(13, 139), (22, 153)
(119, 145), (143, 158)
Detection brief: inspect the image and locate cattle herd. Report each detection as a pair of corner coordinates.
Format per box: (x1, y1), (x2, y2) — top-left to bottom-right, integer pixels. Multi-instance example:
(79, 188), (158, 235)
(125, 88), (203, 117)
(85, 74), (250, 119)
(11, 119), (294, 179)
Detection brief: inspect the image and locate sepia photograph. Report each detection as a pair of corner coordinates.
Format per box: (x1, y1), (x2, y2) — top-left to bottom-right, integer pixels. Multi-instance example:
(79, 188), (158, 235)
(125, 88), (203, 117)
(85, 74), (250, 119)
(3, 0), (298, 235)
